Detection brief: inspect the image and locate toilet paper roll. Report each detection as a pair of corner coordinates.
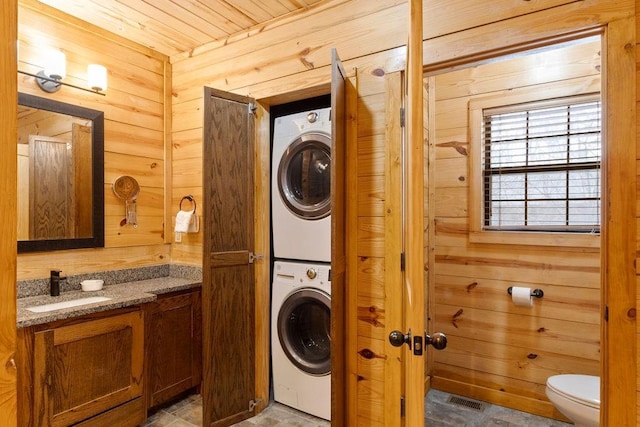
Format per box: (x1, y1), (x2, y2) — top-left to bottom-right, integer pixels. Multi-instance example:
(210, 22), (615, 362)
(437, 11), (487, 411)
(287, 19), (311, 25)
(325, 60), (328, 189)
(511, 286), (533, 307)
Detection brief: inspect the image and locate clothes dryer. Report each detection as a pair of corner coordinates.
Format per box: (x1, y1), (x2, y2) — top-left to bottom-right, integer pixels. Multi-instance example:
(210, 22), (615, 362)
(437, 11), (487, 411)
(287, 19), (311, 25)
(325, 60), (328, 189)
(271, 260), (331, 420)
(272, 107), (331, 262)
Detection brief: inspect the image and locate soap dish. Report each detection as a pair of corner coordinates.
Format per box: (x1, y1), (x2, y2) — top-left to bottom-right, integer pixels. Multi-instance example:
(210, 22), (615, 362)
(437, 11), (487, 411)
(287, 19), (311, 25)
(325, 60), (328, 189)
(81, 279), (104, 292)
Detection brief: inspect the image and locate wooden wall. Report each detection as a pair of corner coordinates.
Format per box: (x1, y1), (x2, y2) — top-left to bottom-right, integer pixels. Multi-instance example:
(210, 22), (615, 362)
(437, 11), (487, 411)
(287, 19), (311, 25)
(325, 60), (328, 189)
(170, 0), (637, 424)
(429, 39), (602, 420)
(170, 0), (409, 419)
(0, 0), (18, 422)
(169, 0), (409, 266)
(16, 0), (170, 280)
(7, 0), (639, 425)
(636, 2), (640, 417)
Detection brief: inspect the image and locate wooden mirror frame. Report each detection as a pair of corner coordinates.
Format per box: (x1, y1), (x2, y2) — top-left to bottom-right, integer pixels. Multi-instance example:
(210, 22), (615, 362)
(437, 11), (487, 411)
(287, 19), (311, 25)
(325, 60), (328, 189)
(17, 92), (104, 253)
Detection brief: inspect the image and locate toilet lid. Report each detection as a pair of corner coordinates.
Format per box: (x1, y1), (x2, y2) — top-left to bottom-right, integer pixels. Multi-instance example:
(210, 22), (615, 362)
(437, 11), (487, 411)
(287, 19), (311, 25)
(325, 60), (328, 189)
(547, 375), (600, 409)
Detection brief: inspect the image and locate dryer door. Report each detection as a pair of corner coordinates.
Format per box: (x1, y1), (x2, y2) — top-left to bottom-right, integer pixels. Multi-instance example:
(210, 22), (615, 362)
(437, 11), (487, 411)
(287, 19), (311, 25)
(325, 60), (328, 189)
(277, 132), (331, 220)
(277, 288), (331, 376)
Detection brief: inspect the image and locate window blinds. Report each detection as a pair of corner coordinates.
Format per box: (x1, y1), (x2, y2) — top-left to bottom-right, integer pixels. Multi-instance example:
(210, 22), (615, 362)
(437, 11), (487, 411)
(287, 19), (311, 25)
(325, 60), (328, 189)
(482, 95), (601, 232)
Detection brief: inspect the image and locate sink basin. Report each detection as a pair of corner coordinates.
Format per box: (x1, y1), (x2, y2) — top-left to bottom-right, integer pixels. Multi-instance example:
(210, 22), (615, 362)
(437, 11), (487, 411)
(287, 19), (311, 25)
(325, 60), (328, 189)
(26, 296), (112, 313)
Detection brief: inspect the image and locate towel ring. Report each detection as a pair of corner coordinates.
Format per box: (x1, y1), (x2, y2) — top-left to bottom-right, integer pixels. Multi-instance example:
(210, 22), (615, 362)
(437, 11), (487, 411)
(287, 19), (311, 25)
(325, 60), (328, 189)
(180, 195), (197, 214)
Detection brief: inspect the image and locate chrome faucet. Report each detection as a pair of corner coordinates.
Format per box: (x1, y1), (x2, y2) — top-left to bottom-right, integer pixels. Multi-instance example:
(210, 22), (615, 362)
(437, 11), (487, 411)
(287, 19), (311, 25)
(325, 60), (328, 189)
(50, 270), (66, 297)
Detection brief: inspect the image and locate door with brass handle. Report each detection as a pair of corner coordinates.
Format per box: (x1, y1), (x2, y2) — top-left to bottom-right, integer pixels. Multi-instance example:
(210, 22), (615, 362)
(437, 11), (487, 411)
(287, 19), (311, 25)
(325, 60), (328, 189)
(389, 329), (447, 356)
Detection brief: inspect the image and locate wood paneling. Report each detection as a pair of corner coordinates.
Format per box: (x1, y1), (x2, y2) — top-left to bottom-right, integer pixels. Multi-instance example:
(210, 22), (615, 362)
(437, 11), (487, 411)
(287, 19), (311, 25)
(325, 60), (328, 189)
(422, 0), (633, 73)
(17, 245), (170, 280)
(9, 0), (637, 425)
(36, 0), (325, 57)
(604, 16), (637, 426)
(17, 1), (170, 279)
(167, 1), (632, 423)
(0, 0), (18, 423)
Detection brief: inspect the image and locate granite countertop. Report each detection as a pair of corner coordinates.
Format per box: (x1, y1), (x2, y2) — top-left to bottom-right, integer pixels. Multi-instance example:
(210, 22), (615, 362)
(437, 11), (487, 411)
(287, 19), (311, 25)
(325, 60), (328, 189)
(17, 277), (201, 328)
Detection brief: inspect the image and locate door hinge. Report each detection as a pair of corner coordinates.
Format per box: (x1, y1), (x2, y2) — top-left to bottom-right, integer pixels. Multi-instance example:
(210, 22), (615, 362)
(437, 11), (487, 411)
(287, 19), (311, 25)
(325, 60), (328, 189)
(400, 252), (405, 272)
(400, 107), (405, 128)
(604, 305), (608, 322)
(248, 102), (257, 115)
(248, 398), (263, 412)
(249, 252), (264, 264)
(400, 396), (405, 417)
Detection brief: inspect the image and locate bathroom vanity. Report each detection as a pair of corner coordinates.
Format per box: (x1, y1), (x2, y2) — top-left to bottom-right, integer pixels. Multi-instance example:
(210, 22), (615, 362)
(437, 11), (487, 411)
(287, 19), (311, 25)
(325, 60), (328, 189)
(16, 277), (202, 427)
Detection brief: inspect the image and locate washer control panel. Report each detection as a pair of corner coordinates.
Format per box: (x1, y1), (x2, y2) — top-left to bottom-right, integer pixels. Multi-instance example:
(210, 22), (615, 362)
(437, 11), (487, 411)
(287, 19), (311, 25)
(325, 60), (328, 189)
(274, 261), (331, 288)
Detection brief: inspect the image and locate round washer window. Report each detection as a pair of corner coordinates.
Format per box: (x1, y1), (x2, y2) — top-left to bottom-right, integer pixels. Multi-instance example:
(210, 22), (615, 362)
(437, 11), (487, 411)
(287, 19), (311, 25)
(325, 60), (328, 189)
(277, 288), (331, 376)
(278, 132), (331, 220)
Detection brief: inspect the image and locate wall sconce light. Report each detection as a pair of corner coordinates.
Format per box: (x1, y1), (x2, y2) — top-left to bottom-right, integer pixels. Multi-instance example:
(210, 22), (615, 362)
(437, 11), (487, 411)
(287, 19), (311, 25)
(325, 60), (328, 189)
(87, 64), (107, 92)
(18, 48), (107, 96)
(36, 49), (66, 93)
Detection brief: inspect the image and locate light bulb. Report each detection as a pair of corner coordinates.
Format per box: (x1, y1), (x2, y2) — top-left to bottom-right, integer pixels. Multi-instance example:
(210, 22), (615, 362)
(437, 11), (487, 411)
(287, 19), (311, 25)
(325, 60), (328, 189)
(44, 49), (66, 80)
(87, 64), (107, 92)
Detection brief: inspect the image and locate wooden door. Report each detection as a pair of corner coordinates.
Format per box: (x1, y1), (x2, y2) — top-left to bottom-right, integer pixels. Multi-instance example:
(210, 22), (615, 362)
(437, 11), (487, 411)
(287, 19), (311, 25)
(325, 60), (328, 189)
(72, 123), (92, 238)
(330, 49), (347, 425)
(28, 134), (74, 239)
(385, 0), (428, 425)
(404, 0), (425, 424)
(202, 87), (257, 426)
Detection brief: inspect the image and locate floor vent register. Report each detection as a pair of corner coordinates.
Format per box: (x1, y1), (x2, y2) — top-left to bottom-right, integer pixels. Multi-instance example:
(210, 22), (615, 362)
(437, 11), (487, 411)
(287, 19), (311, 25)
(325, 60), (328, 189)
(446, 395), (487, 412)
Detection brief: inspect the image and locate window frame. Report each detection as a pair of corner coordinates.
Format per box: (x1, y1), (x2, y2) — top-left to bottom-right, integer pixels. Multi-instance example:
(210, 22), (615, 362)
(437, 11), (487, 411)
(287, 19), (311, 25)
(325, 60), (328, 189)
(468, 85), (601, 248)
(482, 94), (601, 232)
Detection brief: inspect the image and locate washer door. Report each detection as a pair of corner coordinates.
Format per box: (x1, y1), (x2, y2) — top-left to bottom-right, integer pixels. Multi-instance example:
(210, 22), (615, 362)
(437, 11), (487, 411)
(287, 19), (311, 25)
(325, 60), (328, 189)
(278, 132), (331, 220)
(277, 288), (331, 376)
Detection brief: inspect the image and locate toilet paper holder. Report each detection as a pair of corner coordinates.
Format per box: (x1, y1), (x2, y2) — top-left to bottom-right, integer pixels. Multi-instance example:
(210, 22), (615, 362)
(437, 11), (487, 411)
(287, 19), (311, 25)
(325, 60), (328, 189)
(507, 287), (544, 298)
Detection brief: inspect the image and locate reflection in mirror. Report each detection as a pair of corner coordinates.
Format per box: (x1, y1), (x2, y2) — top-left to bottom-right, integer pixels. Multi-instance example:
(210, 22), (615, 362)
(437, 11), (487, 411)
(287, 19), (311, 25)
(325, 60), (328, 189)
(17, 93), (104, 253)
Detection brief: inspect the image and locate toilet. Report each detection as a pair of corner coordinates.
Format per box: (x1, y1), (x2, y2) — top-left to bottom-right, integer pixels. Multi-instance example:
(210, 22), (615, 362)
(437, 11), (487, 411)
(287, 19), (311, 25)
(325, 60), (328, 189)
(545, 374), (600, 427)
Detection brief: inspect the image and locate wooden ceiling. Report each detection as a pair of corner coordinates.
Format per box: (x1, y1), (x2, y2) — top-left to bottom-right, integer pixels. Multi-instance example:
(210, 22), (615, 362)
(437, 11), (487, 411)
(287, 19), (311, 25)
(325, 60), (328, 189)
(35, 0), (324, 58)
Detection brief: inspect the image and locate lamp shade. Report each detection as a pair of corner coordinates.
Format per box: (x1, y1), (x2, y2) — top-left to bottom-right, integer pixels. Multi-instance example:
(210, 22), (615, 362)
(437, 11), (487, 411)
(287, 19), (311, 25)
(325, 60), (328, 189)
(44, 49), (66, 80)
(87, 64), (107, 92)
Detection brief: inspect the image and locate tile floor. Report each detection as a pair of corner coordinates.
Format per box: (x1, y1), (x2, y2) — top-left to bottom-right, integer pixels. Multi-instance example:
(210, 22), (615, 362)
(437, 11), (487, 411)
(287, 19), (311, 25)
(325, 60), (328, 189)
(142, 389), (572, 426)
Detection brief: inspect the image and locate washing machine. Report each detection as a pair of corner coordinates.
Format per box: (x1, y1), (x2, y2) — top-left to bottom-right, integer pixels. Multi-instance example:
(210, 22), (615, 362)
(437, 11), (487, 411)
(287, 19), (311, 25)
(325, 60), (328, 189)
(271, 260), (331, 420)
(272, 107), (332, 262)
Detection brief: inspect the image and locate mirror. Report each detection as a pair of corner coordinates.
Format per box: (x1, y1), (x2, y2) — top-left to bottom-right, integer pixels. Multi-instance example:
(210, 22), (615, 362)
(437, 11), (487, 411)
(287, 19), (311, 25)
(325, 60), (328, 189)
(17, 93), (104, 253)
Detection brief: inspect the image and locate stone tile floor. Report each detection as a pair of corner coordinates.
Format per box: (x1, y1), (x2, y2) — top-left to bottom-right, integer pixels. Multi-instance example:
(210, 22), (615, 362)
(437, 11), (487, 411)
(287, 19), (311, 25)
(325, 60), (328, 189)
(141, 390), (572, 426)
(425, 390), (572, 427)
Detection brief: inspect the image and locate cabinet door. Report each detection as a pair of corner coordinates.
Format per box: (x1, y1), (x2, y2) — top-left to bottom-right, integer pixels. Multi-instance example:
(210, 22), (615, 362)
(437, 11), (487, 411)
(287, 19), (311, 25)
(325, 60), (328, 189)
(202, 88), (256, 426)
(32, 310), (144, 427)
(148, 289), (202, 408)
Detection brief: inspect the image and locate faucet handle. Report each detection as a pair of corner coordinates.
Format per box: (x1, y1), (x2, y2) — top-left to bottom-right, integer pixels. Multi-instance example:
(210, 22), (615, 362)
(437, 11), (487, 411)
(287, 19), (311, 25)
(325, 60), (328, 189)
(51, 270), (66, 281)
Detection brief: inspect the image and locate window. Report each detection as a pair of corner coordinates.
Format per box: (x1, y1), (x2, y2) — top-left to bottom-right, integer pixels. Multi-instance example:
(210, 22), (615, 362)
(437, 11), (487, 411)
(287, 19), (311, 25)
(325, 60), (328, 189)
(481, 95), (601, 233)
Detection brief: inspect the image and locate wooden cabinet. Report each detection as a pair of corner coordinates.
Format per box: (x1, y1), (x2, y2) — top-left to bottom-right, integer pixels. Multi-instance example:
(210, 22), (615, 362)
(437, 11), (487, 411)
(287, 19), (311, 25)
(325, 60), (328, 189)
(146, 288), (202, 409)
(17, 287), (202, 425)
(17, 307), (146, 427)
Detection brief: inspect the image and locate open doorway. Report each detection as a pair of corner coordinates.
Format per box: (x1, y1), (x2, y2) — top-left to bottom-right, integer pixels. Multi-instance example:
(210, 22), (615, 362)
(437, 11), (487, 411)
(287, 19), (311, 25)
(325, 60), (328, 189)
(424, 35), (602, 423)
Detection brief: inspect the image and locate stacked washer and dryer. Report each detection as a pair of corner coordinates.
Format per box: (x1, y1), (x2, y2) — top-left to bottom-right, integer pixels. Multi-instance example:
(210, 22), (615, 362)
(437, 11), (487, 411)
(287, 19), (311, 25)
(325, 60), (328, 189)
(271, 106), (332, 421)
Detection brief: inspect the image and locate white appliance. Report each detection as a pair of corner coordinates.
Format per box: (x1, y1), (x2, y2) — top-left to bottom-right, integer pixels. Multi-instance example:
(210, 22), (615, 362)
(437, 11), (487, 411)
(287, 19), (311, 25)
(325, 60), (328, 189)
(272, 107), (332, 262)
(271, 260), (331, 420)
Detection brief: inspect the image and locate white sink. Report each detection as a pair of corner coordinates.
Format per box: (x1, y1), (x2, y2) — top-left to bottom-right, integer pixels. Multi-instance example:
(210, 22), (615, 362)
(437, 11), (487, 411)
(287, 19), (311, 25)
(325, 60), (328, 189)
(26, 296), (112, 313)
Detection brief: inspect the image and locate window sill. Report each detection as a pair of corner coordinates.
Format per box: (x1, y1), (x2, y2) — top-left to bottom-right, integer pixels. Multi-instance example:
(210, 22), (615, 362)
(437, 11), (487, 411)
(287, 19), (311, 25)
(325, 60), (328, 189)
(469, 230), (600, 249)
